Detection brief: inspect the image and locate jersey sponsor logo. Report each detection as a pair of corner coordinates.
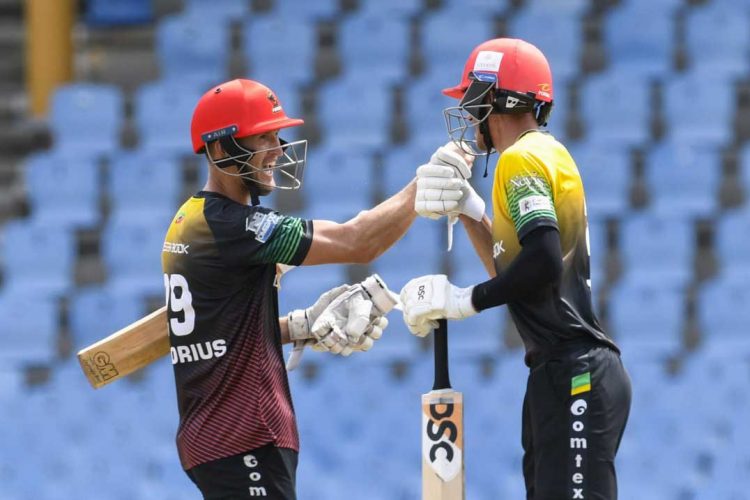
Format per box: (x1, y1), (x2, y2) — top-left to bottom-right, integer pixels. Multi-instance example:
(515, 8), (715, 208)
(493, 241), (505, 259)
(570, 395), (589, 498)
(245, 212), (281, 242)
(508, 175), (547, 191)
(244, 454), (267, 496)
(170, 339), (227, 365)
(163, 241), (190, 254)
(473, 50), (503, 73)
(518, 195), (553, 216)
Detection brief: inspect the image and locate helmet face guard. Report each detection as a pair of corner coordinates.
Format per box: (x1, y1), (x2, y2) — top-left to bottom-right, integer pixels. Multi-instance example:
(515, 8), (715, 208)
(443, 71), (554, 156)
(203, 125), (308, 192)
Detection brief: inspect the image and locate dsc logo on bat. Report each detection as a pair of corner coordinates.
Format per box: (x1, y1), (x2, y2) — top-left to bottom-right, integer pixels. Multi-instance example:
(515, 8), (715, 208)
(422, 397), (463, 482)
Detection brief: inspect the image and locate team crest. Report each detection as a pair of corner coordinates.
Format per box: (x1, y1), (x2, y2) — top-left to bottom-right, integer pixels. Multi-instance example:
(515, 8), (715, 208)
(267, 92), (282, 113)
(175, 211), (186, 224)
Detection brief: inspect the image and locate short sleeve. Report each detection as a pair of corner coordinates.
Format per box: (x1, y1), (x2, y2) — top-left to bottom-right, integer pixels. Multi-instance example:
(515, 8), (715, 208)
(205, 199), (313, 267)
(500, 149), (558, 241)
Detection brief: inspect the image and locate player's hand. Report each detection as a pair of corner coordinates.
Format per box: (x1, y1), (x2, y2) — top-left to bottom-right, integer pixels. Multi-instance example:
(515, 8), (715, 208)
(414, 142), (485, 221)
(287, 283), (350, 353)
(311, 274), (398, 354)
(399, 274), (477, 337)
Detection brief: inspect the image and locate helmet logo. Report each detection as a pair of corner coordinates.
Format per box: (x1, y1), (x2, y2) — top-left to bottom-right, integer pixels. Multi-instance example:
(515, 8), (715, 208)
(267, 92), (282, 113)
(506, 96), (520, 109)
(473, 51), (504, 73)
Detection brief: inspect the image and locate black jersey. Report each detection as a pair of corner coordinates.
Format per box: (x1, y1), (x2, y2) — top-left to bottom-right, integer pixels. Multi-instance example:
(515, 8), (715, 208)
(490, 131), (619, 363)
(162, 191), (312, 469)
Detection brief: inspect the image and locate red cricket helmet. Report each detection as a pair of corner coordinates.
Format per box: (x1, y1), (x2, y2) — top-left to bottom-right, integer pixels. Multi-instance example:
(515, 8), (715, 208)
(190, 79), (304, 154)
(442, 38), (553, 103)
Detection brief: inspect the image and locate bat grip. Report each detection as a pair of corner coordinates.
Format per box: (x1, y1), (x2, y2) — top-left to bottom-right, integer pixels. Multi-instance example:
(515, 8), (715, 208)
(432, 319), (451, 390)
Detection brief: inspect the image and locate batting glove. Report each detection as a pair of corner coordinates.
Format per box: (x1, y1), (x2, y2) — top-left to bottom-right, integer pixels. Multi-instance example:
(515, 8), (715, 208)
(400, 274), (477, 337)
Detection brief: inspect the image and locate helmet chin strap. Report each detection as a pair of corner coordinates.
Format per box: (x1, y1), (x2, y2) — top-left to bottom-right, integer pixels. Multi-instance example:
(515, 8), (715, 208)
(478, 117), (493, 178)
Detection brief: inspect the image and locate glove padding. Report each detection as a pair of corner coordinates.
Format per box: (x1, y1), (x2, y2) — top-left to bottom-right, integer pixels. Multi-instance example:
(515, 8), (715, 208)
(400, 274), (477, 337)
(414, 142), (485, 222)
(287, 284), (350, 354)
(311, 274), (397, 354)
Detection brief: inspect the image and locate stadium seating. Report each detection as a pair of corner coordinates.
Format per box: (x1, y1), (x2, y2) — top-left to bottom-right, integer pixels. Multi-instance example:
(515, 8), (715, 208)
(85, 0), (153, 26)
(684, 1), (750, 79)
(338, 14), (410, 85)
(48, 83), (123, 158)
(0, 292), (58, 366)
(569, 143), (632, 217)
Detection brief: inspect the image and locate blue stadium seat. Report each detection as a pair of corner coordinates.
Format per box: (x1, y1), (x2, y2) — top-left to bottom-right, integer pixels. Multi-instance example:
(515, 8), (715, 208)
(587, 218), (608, 292)
(182, 0), (248, 22)
(644, 141), (720, 218)
(102, 216), (168, 297)
(697, 277), (750, 355)
(0, 217), (75, 296)
(23, 151), (100, 228)
(380, 143), (434, 196)
(603, 2), (676, 79)
(714, 207), (750, 279)
(318, 76), (391, 150)
(737, 142), (750, 201)
(243, 16), (316, 87)
(49, 83), (123, 158)
(578, 70), (651, 147)
(421, 10), (494, 76)
(303, 146), (374, 221)
(684, 2), (750, 79)
(338, 14), (410, 84)
(546, 78), (569, 141)
(275, 263), (348, 319)
(619, 211), (694, 288)
(0, 292), (58, 366)
(155, 14), (230, 86)
(507, 6), (581, 82)
(69, 285), (146, 350)
(403, 72), (457, 149)
(569, 143), (631, 217)
(358, 0), (424, 17)
(134, 79), (204, 155)
(108, 149), (182, 220)
(271, 0), (338, 20)
(85, 0), (153, 26)
(662, 72), (734, 147)
(450, 307), (505, 358)
(608, 280), (685, 357)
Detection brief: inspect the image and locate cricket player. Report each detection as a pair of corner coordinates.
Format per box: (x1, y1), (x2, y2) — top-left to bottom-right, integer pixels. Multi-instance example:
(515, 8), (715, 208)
(400, 39), (632, 499)
(163, 78), (417, 499)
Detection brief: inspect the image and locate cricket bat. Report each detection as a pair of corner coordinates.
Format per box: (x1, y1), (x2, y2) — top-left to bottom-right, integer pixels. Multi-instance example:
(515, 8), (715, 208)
(77, 306), (169, 389)
(422, 319), (465, 499)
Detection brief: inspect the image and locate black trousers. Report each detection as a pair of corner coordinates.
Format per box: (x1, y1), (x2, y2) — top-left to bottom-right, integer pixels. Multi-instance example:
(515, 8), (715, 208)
(522, 345), (632, 500)
(186, 444), (298, 500)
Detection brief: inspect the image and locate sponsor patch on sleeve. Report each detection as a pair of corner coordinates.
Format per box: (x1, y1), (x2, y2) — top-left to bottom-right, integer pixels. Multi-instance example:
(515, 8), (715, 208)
(518, 195), (553, 216)
(255, 213), (281, 243)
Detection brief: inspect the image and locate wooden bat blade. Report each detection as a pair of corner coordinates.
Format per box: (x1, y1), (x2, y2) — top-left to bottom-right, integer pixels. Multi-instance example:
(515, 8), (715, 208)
(422, 389), (465, 500)
(77, 306), (169, 389)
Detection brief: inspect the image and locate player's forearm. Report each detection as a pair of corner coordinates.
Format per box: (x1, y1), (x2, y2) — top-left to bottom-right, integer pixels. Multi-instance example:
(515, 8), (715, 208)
(346, 180), (418, 262)
(459, 213), (496, 277)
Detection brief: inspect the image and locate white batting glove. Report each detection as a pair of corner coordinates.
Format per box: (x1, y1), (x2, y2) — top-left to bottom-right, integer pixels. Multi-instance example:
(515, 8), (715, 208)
(414, 142), (485, 222)
(311, 274), (398, 354)
(287, 284), (350, 352)
(399, 274), (477, 337)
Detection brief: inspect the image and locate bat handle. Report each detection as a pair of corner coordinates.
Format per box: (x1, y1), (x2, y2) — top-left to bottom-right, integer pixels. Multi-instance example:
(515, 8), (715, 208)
(433, 319), (451, 390)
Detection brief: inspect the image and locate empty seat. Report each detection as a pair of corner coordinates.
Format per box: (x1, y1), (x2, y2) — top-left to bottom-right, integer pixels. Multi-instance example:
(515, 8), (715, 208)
(102, 216), (169, 296)
(587, 218), (608, 291)
(608, 280), (685, 356)
(276, 263), (348, 319)
(0, 217), (75, 296)
(338, 14), (410, 84)
(578, 70), (651, 147)
(49, 83), (123, 158)
(23, 151), (100, 228)
(85, 0), (153, 26)
(303, 146), (375, 221)
(697, 277), (750, 354)
(271, 0), (338, 20)
(155, 14), (230, 86)
(318, 76), (391, 149)
(684, 2), (750, 79)
(450, 307), (506, 358)
(108, 149), (182, 220)
(134, 79), (204, 155)
(357, 0), (424, 17)
(0, 292), (58, 366)
(662, 72), (734, 147)
(69, 285), (146, 350)
(507, 7), (581, 82)
(243, 17), (316, 87)
(603, 2), (676, 79)
(545, 77), (569, 141)
(569, 143), (631, 217)
(619, 211), (694, 288)
(403, 73), (458, 149)
(421, 10), (494, 76)
(182, 0), (248, 22)
(714, 207), (750, 279)
(644, 142), (720, 218)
